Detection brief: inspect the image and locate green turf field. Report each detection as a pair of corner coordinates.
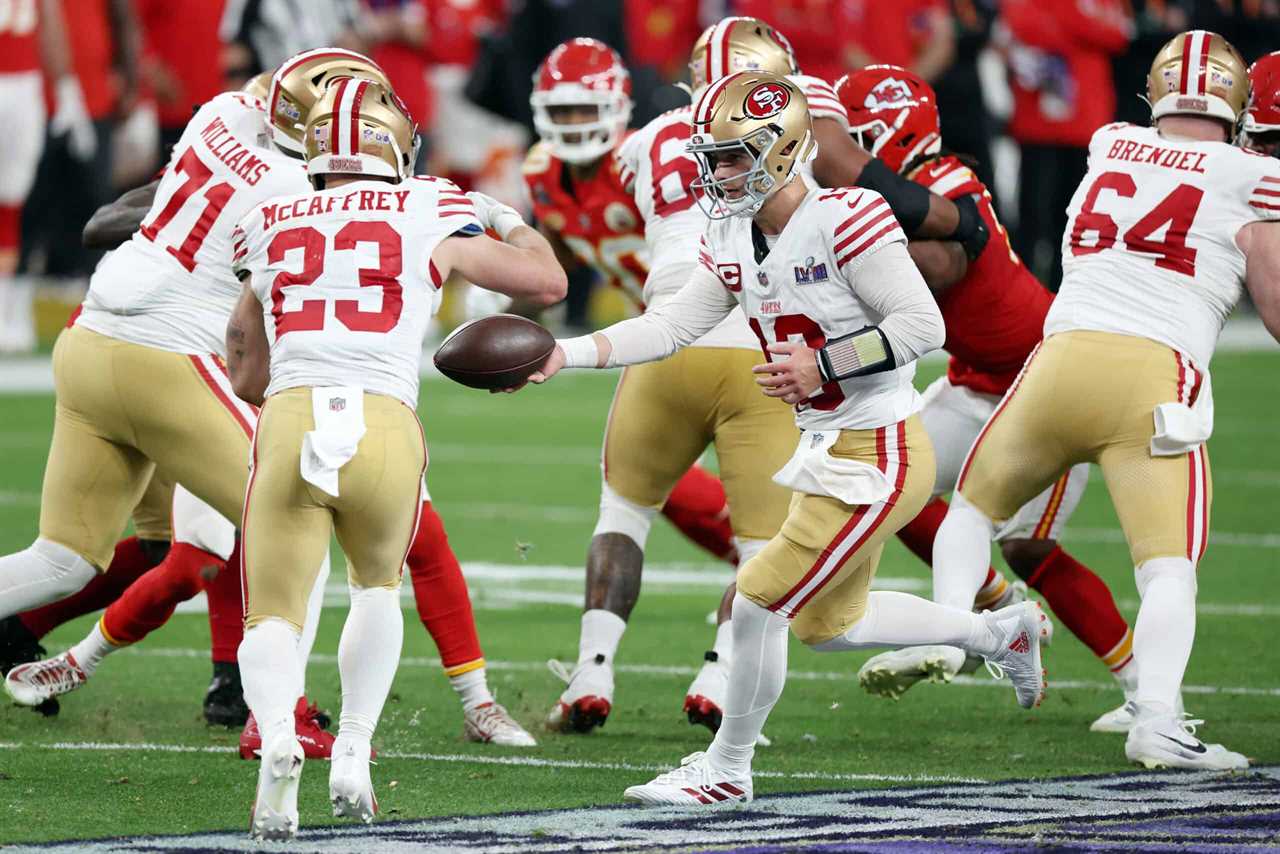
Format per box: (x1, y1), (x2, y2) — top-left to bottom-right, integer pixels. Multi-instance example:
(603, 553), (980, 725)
(0, 354), (1277, 845)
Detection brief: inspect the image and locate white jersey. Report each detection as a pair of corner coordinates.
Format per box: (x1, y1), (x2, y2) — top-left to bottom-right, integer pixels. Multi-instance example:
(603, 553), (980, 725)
(79, 92), (308, 356)
(616, 74), (846, 350)
(700, 186), (919, 431)
(232, 176), (483, 408)
(1049, 122), (1280, 367)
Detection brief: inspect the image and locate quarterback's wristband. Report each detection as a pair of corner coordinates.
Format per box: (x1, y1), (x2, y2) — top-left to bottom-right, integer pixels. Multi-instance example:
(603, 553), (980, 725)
(948, 195), (990, 261)
(557, 335), (599, 369)
(492, 210), (527, 242)
(855, 158), (929, 234)
(817, 326), (895, 382)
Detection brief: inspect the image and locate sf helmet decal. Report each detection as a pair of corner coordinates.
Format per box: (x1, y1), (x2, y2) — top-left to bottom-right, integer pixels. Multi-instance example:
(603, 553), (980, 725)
(744, 82), (789, 119)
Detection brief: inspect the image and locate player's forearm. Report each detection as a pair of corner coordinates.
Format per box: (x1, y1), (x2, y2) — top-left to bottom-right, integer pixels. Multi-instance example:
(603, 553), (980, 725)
(857, 242), (946, 364)
(37, 0), (73, 80)
(499, 225), (568, 307)
(907, 239), (969, 296)
(82, 181), (158, 249)
(226, 283), (269, 405)
(910, 10), (956, 82)
(1243, 226), (1280, 343)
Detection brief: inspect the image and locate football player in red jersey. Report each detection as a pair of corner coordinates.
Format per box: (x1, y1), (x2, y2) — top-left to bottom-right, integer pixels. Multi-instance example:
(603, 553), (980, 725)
(837, 65), (1142, 731)
(1244, 51), (1280, 158)
(523, 38), (738, 569)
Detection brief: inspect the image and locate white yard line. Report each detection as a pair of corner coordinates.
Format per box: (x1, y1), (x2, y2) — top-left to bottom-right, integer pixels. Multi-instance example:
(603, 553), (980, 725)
(115, 646), (1280, 698)
(0, 740), (982, 784)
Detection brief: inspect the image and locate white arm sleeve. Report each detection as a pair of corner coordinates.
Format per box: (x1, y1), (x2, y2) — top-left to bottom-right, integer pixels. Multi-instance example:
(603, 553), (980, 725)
(599, 265), (737, 367)
(852, 240), (945, 365)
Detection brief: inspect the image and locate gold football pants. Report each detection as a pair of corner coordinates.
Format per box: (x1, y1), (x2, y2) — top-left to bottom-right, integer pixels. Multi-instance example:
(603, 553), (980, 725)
(737, 416), (935, 645)
(40, 326), (256, 569)
(958, 330), (1211, 567)
(242, 388), (425, 631)
(602, 347), (797, 541)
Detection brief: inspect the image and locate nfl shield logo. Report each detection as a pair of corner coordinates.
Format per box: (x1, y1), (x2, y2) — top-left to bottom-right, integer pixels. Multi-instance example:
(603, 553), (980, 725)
(329, 397), (346, 412)
(757, 269), (769, 287)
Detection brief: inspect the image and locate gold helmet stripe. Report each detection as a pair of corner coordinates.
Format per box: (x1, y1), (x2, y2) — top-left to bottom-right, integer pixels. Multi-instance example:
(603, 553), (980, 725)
(1180, 31), (1211, 97)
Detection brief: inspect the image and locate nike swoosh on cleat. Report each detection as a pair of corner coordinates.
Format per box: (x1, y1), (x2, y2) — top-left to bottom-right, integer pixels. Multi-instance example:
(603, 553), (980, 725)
(1159, 733), (1208, 754)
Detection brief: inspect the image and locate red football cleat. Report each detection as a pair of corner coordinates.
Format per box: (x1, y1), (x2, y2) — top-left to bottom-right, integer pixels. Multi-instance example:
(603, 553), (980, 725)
(240, 697), (341, 760)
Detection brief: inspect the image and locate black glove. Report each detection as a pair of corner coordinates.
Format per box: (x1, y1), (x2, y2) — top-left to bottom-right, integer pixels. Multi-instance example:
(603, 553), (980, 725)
(950, 195), (990, 262)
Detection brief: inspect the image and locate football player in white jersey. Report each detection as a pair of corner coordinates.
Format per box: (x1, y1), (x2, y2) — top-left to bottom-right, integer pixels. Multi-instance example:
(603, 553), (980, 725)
(227, 78), (563, 839)
(932, 31), (1280, 771)
(525, 72), (1044, 807)
(547, 14), (995, 739)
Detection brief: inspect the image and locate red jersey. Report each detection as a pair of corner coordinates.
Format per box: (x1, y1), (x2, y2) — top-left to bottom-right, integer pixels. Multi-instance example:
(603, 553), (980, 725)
(909, 155), (1051, 396)
(0, 0), (41, 74)
(522, 139), (648, 309)
(137, 0), (225, 128)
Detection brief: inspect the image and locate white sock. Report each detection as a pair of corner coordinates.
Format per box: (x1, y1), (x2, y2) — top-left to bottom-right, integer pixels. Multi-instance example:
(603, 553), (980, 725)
(811, 591), (997, 654)
(449, 667), (494, 711)
(296, 552), (331, 695)
(706, 595), (790, 775)
(933, 494), (997, 609)
(1132, 557), (1196, 713)
(69, 623), (119, 677)
(0, 538), (97, 619)
(733, 537), (770, 565)
(710, 619), (733, 667)
(578, 609), (626, 665)
(1113, 656), (1138, 695)
(238, 619), (303, 745)
(337, 584), (404, 746)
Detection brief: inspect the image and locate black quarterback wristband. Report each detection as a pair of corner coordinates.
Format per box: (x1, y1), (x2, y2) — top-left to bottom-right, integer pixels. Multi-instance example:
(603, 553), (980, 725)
(817, 326), (896, 382)
(855, 158), (930, 234)
(949, 195), (991, 261)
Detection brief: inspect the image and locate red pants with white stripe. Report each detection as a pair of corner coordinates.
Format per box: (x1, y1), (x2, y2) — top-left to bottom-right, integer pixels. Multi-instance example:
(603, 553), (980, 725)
(957, 330), (1210, 568)
(38, 326), (254, 570)
(737, 417), (935, 645)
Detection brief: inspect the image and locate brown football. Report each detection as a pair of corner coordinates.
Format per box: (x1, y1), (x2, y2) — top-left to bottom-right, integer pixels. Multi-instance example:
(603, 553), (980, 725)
(433, 314), (556, 390)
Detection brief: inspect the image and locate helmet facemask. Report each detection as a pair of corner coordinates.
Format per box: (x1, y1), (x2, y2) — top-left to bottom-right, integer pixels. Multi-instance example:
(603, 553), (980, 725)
(531, 88), (630, 165)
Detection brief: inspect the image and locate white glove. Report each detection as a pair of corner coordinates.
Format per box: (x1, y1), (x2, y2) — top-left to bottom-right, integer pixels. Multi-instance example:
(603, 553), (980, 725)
(50, 76), (97, 162)
(463, 283), (513, 320)
(466, 191), (526, 241)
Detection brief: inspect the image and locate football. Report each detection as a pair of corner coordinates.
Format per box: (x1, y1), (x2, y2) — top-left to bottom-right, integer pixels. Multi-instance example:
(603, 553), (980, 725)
(433, 314), (556, 390)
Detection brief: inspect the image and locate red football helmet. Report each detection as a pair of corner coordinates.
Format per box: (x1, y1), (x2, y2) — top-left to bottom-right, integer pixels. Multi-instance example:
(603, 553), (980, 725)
(530, 38), (632, 165)
(1245, 51), (1280, 155)
(835, 65), (941, 174)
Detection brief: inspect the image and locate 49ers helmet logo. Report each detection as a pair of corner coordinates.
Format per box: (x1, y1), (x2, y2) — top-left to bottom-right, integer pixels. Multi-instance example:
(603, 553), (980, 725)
(744, 82), (789, 119)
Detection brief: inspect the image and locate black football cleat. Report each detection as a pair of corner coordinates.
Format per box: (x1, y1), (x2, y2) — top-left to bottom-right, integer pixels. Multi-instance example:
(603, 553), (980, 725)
(0, 616), (46, 677)
(203, 660), (250, 727)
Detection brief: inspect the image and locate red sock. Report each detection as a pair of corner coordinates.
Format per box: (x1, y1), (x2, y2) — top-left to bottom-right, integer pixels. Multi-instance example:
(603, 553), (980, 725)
(1026, 546), (1132, 670)
(100, 543), (226, 646)
(18, 536), (161, 639)
(661, 465), (737, 564)
(205, 539), (244, 664)
(405, 501), (485, 675)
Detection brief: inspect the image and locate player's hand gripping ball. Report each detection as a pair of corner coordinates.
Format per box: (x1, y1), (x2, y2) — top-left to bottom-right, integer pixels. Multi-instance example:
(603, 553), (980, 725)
(433, 314), (556, 391)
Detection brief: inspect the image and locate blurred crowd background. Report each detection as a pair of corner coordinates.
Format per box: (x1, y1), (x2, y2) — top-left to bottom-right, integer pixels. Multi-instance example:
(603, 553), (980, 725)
(3, 0), (1279, 350)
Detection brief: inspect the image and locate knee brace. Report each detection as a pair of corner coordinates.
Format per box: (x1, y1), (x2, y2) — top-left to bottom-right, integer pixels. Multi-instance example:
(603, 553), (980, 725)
(172, 486), (236, 561)
(593, 482), (658, 549)
(1134, 556), (1196, 600)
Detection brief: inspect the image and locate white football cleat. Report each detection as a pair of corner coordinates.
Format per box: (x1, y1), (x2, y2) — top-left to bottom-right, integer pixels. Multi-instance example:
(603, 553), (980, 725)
(683, 652), (729, 732)
(464, 702), (537, 746)
(981, 601), (1045, 709)
(1093, 692), (1184, 734)
(1125, 709), (1247, 771)
(250, 735), (304, 841)
(546, 656), (613, 733)
(858, 646), (967, 700)
(1009, 582), (1054, 646)
(623, 752), (752, 807)
(329, 739), (377, 824)
(4, 651), (87, 706)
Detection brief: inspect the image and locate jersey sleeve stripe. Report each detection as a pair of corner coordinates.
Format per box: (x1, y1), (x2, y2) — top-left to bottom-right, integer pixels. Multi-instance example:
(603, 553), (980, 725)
(834, 197), (889, 238)
(1250, 187), (1280, 198)
(1250, 200), (1280, 211)
(429, 259), (444, 289)
(837, 222), (904, 268)
(834, 206), (895, 254)
(1260, 175), (1280, 184)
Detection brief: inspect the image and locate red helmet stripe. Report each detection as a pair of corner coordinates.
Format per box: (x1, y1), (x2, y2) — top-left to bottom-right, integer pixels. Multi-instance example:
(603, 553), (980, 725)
(330, 77), (351, 155)
(1179, 32), (1194, 95)
(695, 72), (735, 126)
(1197, 32), (1212, 95)
(348, 80), (368, 156)
(719, 19), (736, 84)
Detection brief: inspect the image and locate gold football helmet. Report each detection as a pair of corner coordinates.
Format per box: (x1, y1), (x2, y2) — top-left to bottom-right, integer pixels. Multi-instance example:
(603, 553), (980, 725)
(1147, 30), (1248, 137)
(268, 47), (397, 155)
(688, 17), (797, 96)
(688, 71), (814, 219)
(242, 71), (272, 102)
(305, 77), (418, 186)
